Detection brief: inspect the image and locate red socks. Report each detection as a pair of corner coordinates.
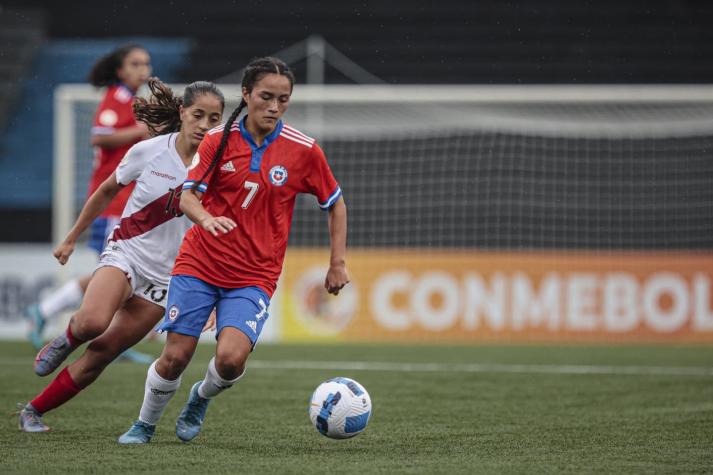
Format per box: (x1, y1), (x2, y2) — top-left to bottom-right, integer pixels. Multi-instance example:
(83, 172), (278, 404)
(65, 326), (83, 348)
(30, 367), (82, 414)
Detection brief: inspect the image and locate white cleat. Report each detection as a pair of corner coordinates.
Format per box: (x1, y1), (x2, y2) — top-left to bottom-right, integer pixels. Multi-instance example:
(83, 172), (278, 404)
(18, 404), (50, 433)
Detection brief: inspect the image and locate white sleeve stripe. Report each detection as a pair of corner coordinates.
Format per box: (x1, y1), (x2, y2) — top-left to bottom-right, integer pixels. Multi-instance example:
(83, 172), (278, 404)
(91, 126), (115, 135)
(319, 186), (342, 209)
(207, 121), (243, 135)
(207, 125), (240, 136)
(280, 132), (313, 148)
(281, 128), (315, 144)
(283, 125), (314, 142)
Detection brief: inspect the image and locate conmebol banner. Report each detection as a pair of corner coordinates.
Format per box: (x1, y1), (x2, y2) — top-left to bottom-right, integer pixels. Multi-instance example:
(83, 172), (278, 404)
(279, 250), (713, 343)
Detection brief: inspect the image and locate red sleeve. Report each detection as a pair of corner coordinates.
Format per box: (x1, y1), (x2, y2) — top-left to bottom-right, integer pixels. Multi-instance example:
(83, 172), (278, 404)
(183, 131), (220, 193)
(303, 143), (341, 210)
(91, 86), (136, 135)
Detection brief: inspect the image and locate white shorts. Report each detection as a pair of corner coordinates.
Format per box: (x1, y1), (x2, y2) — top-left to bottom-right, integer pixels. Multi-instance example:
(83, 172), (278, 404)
(95, 244), (169, 308)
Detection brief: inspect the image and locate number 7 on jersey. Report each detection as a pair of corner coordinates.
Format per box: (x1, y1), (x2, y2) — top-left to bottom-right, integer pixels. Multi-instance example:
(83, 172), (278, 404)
(242, 181), (259, 209)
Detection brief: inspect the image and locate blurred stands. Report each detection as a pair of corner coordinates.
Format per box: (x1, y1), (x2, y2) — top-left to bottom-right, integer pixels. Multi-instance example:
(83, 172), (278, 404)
(0, 7), (45, 129)
(0, 0), (712, 241)
(3, 0), (712, 84)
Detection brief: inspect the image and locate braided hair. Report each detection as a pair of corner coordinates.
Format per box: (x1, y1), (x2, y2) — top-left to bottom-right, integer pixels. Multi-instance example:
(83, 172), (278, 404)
(88, 44), (147, 87)
(192, 57), (295, 191)
(133, 78), (225, 136)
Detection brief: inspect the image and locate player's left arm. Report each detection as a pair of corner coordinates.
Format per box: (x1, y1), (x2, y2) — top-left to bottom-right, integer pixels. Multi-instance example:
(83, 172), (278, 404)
(304, 143), (350, 295)
(54, 171), (123, 265)
(325, 196), (349, 295)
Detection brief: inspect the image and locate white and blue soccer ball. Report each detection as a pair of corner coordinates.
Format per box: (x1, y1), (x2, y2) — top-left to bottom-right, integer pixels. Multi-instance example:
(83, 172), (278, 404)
(309, 377), (372, 439)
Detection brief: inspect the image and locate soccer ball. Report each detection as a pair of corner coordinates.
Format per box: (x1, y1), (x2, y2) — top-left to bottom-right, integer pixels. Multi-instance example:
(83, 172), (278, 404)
(308, 377), (372, 439)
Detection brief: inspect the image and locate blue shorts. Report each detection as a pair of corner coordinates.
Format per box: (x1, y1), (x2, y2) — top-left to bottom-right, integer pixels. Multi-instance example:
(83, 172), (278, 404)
(157, 274), (270, 346)
(88, 216), (120, 254)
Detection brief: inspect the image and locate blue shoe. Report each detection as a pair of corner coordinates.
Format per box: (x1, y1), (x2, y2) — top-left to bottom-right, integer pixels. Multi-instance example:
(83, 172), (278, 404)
(34, 333), (74, 377)
(117, 349), (154, 365)
(175, 381), (211, 442)
(24, 304), (47, 351)
(118, 420), (155, 444)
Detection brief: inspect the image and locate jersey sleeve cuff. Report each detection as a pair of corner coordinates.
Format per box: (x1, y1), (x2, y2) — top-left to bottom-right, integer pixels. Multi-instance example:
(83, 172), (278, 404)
(183, 180), (208, 192)
(115, 173), (129, 186)
(319, 186), (342, 210)
(91, 126), (116, 136)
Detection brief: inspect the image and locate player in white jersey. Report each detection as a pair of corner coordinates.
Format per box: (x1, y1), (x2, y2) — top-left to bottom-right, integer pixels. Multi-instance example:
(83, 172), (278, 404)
(18, 79), (224, 433)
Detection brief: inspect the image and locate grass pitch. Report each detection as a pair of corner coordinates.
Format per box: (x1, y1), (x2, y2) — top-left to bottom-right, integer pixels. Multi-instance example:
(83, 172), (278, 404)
(1, 341), (712, 474)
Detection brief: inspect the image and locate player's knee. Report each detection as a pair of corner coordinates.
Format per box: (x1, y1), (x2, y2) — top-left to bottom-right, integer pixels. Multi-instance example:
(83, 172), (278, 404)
(215, 348), (248, 380)
(159, 347), (192, 379)
(86, 339), (121, 368)
(70, 312), (108, 340)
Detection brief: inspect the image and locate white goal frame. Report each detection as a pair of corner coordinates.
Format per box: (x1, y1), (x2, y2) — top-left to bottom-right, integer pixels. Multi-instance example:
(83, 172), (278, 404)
(53, 84), (713, 246)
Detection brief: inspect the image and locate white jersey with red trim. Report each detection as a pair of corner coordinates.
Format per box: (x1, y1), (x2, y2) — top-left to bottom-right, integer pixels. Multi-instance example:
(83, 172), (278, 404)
(109, 133), (193, 286)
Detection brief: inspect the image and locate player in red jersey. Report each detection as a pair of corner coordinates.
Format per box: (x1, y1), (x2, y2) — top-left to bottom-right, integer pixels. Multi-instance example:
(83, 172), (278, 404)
(18, 79), (225, 433)
(118, 57), (349, 444)
(25, 44), (153, 363)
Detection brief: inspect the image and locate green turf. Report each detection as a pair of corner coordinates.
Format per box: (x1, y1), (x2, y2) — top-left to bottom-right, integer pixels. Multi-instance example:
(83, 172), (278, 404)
(1, 341), (712, 474)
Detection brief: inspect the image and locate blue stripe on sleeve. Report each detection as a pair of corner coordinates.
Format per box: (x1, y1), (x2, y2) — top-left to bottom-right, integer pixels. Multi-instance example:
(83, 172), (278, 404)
(319, 186), (342, 210)
(182, 181), (208, 192)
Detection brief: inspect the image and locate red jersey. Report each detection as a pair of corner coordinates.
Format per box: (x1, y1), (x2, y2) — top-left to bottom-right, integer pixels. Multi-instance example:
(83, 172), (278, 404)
(174, 117), (341, 296)
(89, 84), (139, 217)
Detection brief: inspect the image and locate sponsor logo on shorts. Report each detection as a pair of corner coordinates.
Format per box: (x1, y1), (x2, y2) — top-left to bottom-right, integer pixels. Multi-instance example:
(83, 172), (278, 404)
(246, 320), (257, 333)
(168, 305), (180, 321)
(256, 298), (268, 321)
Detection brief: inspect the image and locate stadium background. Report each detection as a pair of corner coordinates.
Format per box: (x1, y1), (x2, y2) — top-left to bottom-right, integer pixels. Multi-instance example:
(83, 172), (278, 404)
(1, 2), (713, 473)
(0, 0), (712, 344)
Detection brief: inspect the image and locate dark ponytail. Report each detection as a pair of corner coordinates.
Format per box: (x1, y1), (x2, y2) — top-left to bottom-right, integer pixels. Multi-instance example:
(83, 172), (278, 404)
(88, 43), (146, 87)
(193, 56), (295, 191)
(134, 77), (225, 136)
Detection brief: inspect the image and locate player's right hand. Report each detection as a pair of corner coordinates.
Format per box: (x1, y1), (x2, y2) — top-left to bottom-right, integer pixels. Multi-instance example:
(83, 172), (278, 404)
(53, 240), (75, 265)
(201, 308), (217, 332)
(200, 216), (237, 237)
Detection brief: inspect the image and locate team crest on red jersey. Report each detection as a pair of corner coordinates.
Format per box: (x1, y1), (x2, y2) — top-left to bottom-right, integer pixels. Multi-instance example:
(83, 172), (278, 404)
(269, 165), (288, 186)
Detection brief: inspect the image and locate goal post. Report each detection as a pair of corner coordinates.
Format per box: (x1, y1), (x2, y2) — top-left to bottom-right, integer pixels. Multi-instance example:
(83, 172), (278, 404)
(53, 83), (713, 244)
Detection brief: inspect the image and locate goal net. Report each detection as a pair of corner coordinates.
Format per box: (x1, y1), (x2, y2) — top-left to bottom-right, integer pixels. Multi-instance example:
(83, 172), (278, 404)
(54, 84), (713, 343)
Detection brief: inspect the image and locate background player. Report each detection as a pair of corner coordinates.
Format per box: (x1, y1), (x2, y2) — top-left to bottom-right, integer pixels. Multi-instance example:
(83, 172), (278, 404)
(18, 79), (225, 432)
(119, 56), (349, 444)
(25, 44), (153, 364)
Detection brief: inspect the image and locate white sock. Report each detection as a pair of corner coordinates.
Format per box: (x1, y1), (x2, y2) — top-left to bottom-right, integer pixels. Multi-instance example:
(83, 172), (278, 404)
(138, 361), (181, 425)
(39, 279), (84, 318)
(197, 357), (244, 399)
